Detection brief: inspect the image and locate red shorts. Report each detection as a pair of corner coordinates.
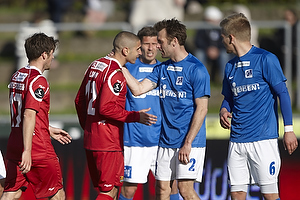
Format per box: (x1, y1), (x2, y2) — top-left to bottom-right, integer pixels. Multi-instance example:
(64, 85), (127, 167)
(4, 157), (63, 199)
(85, 150), (124, 192)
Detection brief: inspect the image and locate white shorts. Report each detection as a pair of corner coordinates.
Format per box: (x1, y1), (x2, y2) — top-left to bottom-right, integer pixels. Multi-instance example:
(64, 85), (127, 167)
(228, 139), (281, 186)
(0, 151), (6, 179)
(155, 147), (205, 182)
(123, 146), (158, 183)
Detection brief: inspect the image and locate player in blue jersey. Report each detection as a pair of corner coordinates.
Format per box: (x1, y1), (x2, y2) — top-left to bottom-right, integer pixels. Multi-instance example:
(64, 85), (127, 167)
(219, 13), (298, 200)
(122, 19), (210, 200)
(119, 26), (179, 200)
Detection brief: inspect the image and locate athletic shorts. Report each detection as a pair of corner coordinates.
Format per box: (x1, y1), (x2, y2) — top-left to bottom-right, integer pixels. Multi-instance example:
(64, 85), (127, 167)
(228, 139), (281, 186)
(4, 157), (63, 199)
(85, 150), (124, 192)
(123, 146), (158, 183)
(0, 151), (6, 179)
(155, 147), (205, 182)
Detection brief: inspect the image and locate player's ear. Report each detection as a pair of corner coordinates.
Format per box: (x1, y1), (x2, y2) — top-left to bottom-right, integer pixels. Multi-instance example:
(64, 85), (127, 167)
(171, 37), (177, 47)
(41, 52), (47, 60)
(229, 34), (234, 44)
(122, 47), (129, 56)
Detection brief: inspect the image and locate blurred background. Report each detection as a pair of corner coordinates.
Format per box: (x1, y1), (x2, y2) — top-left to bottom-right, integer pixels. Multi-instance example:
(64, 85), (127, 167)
(0, 0), (300, 199)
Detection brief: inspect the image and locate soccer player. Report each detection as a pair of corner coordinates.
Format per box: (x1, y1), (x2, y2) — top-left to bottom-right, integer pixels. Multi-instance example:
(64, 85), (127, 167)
(74, 31), (157, 200)
(118, 27), (179, 200)
(0, 151), (5, 197)
(1, 33), (72, 200)
(121, 19), (210, 200)
(219, 13), (298, 200)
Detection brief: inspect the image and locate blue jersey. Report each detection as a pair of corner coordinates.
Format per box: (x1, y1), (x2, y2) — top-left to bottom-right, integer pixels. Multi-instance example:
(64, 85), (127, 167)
(147, 53), (210, 148)
(222, 46), (287, 143)
(124, 58), (162, 147)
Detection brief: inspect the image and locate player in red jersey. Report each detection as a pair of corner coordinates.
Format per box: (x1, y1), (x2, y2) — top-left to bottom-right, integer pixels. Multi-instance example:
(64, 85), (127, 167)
(75, 31), (157, 200)
(1, 33), (72, 200)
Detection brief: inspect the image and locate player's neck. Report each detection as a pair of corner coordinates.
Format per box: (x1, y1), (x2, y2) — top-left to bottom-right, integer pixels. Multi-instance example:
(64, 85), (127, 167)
(236, 42), (252, 58)
(28, 61), (44, 74)
(171, 46), (188, 63)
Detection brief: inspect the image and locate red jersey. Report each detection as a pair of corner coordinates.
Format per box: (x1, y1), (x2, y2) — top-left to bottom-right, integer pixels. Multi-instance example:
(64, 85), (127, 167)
(7, 66), (57, 160)
(75, 56), (140, 151)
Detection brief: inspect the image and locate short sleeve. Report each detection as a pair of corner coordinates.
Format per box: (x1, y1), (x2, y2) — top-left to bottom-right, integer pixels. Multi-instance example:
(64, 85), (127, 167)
(25, 75), (49, 112)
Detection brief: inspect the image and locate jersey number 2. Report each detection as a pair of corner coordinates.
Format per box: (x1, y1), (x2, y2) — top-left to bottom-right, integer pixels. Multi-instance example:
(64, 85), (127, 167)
(86, 80), (97, 116)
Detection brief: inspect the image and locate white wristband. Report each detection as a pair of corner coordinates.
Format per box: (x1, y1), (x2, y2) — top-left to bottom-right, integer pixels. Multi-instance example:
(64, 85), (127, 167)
(284, 125), (293, 132)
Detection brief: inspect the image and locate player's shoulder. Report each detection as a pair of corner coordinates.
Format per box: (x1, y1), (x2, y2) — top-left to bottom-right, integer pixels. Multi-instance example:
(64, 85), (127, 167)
(252, 46), (276, 58)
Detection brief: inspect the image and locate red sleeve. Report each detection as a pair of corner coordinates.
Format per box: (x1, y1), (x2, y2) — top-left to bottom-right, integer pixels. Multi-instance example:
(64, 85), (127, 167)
(25, 75), (49, 112)
(98, 69), (140, 123)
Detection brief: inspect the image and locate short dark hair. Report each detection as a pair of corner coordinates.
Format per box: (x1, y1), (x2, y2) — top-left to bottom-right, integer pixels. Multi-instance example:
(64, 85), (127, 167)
(113, 31), (140, 52)
(137, 26), (157, 41)
(154, 18), (187, 45)
(25, 33), (58, 62)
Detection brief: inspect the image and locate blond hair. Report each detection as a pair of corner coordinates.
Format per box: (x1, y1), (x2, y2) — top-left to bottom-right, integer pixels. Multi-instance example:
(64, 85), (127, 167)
(220, 13), (251, 42)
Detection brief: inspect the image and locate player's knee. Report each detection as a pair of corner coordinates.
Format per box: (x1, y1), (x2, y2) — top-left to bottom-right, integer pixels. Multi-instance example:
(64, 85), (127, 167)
(156, 181), (171, 196)
(262, 193), (280, 200)
(121, 185), (137, 199)
(0, 189), (22, 200)
(230, 191), (247, 200)
(230, 185), (247, 200)
(177, 182), (197, 199)
(50, 188), (65, 200)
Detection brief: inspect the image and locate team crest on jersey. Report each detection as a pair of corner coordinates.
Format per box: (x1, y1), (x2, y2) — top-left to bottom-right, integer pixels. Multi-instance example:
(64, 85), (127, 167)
(176, 76), (183, 85)
(245, 69), (253, 78)
(34, 88), (45, 99)
(113, 81), (121, 93)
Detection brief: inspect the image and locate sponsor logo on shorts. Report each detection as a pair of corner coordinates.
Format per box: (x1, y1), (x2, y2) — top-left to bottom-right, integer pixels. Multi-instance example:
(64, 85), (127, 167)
(48, 187), (55, 191)
(124, 166), (132, 179)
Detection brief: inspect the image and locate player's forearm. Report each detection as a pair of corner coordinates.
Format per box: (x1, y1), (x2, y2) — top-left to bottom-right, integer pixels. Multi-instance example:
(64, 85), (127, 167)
(23, 109), (36, 152)
(121, 67), (147, 96)
(184, 97), (208, 145)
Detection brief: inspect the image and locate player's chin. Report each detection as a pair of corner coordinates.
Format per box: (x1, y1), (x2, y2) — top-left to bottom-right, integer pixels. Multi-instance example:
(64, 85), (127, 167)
(128, 59), (136, 64)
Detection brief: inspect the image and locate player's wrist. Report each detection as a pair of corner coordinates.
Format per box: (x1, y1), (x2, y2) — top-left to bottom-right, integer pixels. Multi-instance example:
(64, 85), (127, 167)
(284, 125), (293, 133)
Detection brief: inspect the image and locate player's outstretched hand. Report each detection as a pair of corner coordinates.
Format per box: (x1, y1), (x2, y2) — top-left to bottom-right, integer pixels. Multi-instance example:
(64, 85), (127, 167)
(49, 126), (72, 145)
(283, 131), (298, 155)
(219, 108), (232, 129)
(138, 108), (157, 126)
